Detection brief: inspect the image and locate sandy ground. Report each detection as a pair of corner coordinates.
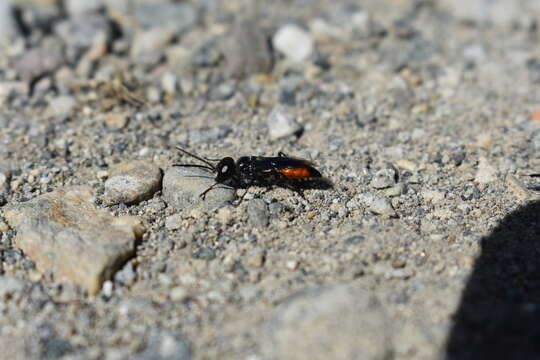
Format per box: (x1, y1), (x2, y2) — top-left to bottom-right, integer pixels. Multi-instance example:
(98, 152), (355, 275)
(1, 0), (540, 359)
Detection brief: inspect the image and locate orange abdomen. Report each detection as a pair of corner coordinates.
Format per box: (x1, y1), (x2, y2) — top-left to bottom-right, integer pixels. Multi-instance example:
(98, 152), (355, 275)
(279, 167), (312, 179)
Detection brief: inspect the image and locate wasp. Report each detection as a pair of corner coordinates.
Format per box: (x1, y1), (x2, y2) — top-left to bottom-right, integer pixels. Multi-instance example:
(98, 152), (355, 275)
(173, 147), (331, 199)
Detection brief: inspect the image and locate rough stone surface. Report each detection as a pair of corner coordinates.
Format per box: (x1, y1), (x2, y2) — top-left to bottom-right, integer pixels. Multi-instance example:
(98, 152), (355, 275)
(247, 198), (269, 227)
(162, 166), (235, 210)
(104, 161), (162, 205)
(2, 186), (145, 295)
(14, 38), (65, 82)
(263, 284), (392, 360)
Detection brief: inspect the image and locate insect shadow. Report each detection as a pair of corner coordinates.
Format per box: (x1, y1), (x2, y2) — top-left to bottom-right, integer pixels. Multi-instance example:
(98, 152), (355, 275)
(446, 200), (540, 360)
(172, 147), (332, 201)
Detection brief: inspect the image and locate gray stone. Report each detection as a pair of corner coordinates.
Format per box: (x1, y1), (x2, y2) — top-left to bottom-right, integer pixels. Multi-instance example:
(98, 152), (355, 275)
(114, 261), (136, 286)
(14, 38), (65, 82)
(0, 0), (21, 42)
(208, 82), (236, 101)
(248, 199), (269, 227)
(48, 96), (77, 117)
(0, 276), (25, 298)
(267, 105), (302, 140)
(263, 284), (392, 360)
(358, 193), (397, 217)
(104, 161), (162, 205)
(134, 329), (191, 360)
(475, 157), (498, 184)
(351, 11), (374, 37)
(55, 14), (113, 59)
(131, 27), (175, 59)
(162, 166), (235, 211)
(161, 72), (177, 94)
(370, 168), (397, 189)
(273, 24), (314, 63)
(193, 247), (215, 261)
(165, 213), (183, 231)
(222, 19), (273, 77)
(2, 186), (146, 295)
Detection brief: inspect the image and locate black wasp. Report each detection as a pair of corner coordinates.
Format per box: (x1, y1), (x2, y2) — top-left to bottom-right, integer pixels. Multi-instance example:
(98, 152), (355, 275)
(173, 147), (331, 199)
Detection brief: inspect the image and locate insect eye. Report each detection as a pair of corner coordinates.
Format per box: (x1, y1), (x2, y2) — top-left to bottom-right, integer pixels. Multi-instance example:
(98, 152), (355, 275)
(221, 165), (228, 173)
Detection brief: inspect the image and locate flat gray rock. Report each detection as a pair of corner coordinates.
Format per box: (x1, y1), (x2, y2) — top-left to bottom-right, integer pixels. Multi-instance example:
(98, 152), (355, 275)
(162, 166), (235, 211)
(263, 284), (393, 360)
(2, 186), (145, 295)
(104, 161), (162, 205)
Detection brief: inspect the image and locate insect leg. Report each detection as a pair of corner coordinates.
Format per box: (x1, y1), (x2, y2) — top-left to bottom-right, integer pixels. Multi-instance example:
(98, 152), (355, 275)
(199, 183), (236, 200)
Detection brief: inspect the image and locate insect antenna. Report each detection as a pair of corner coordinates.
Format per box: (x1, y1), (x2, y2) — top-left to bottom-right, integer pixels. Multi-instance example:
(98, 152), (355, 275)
(171, 163), (215, 172)
(176, 146), (217, 170)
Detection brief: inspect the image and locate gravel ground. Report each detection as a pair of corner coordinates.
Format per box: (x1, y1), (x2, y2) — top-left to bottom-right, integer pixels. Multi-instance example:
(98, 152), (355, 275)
(1, 0), (540, 359)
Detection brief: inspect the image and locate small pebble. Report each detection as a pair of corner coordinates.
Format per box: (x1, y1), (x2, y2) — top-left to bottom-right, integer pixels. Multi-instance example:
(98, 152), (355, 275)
(193, 247), (216, 261)
(165, 214), (184, 231)
(475, 157), (498, 183)
(361, 193), (397, 217)
(247, 199), (269, 227)
(161, 72), (177, 94)
(245, 248), (266, 268)
(267, 105), (302, 140)
(105, 113), (128, 129)
(286, 260), (299, 270)
(273, 24), (314, 63)
(103, 161), (162, 205)
(216, 207), (233, 225)
(170, 286), (189, 302)
(370, 168), (397, 189)
(102, 280), (113, 297)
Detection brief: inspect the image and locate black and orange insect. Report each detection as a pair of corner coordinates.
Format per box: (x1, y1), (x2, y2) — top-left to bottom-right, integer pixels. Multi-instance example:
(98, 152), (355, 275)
(173, 147), (331, 199)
